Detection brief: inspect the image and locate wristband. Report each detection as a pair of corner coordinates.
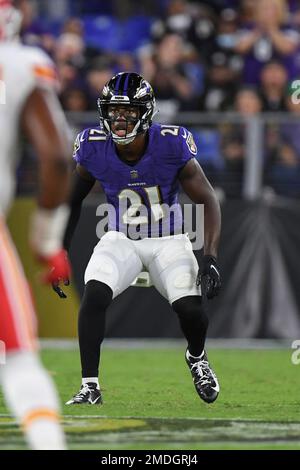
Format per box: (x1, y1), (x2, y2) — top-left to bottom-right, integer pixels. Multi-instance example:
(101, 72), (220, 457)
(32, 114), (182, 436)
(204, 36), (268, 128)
(30, 204), (70, 257)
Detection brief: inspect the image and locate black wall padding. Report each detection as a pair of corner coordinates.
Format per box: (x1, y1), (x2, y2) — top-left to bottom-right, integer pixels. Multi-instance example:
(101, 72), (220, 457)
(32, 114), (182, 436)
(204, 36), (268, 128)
(69, 195), (300, 338)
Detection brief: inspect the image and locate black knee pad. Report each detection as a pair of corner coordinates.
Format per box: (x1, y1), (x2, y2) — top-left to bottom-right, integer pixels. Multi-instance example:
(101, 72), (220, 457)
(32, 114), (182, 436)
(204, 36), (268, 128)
(172, 295), (207, 324)
(172, 295), (202, 315)
(81, 280), (113, 314)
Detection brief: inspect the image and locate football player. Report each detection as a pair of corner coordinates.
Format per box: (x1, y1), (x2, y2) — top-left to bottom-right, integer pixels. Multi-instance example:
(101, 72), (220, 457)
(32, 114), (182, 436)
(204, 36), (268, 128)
(61, 72), (221, 406)
(0, 0), (71, 449)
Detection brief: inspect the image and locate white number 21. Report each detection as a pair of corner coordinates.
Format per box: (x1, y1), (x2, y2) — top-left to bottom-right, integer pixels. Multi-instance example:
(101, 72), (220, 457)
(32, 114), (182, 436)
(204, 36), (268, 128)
(119, 186), (164, 224)
(160, 125), (179, 137)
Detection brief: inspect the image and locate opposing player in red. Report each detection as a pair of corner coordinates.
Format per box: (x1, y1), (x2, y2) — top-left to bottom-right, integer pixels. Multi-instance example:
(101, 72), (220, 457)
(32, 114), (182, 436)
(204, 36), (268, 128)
(0, 0), (71, 449)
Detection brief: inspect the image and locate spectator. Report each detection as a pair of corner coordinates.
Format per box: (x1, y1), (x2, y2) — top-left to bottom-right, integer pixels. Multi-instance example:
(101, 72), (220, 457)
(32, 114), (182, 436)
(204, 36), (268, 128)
(146, 33), (203, 119)
(55, 32), (85, 66)
(200, 49), (241, 112)
(220, 87), (263, 197)
(238, 0), (256, 24)
(61, 16), (105, 62)
(61, 17), (84, 37)
(115, 52), (139, 75)
(215, 7), (239, 53)
(266, 143), (300, 197)
(54, 31), (86, 95)
(235, 0), (300, 84)
(280, 83), (300, 159)
(259, 60), (288, 111)
(21, 0), (58, 56)
(199, 7), (243, 112)
(61, 87), (89, 112)
(262, 83), (300, 197)
(151, 0), (216, 64)
(151, 0), (194, 40)
(234, 86), (263, 114)
(35, 0), (70, 20)
(57, 61), (81, 95)
(186, 3), (217, 63)
(85, 56), (115, 109)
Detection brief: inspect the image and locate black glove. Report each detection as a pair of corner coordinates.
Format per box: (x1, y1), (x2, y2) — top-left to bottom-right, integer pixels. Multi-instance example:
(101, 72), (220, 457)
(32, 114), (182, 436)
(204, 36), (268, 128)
(52, 278), (70, 299)
(196, 255), (221, 299)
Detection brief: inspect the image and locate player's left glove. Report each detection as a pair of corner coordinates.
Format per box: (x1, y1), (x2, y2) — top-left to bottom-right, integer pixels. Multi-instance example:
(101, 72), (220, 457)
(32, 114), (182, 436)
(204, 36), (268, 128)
(196, 255), (221, 299)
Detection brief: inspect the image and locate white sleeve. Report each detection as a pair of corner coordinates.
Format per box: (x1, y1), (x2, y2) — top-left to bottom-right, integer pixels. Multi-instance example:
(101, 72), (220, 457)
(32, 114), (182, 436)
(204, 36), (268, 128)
(25, 47), (59, 92)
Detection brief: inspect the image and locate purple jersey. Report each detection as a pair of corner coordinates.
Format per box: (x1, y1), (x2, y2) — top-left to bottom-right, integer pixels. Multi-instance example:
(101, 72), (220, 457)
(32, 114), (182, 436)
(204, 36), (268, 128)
(73, 122), (197, 238)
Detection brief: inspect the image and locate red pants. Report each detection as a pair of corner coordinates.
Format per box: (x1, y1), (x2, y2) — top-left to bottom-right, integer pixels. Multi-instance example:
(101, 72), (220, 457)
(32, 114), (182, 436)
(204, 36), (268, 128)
(0, 217), (37, 352)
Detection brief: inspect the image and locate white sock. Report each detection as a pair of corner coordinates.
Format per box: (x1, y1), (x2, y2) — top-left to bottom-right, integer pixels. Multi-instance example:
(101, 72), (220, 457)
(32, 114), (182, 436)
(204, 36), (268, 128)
(187, 349), (204, 361)
(0, 351), (66, 450)
(82, 377), (99, 388)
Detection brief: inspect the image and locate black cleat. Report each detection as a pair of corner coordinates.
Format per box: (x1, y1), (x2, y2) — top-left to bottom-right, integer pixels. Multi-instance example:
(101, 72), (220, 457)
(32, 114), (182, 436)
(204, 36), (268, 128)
(65, 383), (102, 405)
(185, 349), (220, 404)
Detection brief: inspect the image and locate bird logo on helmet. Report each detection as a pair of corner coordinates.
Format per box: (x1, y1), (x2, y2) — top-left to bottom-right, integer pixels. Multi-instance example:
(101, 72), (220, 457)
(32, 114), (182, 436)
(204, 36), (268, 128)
(0, 0), (22, 41)
(97, 72), (157, 145)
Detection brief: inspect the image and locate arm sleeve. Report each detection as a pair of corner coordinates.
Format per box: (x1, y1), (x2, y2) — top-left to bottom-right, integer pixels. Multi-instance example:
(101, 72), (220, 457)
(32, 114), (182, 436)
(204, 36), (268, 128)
(63, 170), (95, 250)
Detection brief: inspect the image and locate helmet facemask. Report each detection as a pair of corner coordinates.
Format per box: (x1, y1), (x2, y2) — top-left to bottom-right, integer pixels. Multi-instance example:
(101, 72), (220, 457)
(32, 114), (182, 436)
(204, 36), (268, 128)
(97, 73), (157, 145)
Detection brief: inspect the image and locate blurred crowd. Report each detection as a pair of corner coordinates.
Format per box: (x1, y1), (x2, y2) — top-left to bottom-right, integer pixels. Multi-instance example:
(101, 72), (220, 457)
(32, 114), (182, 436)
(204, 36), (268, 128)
(18, 0), (300, 198)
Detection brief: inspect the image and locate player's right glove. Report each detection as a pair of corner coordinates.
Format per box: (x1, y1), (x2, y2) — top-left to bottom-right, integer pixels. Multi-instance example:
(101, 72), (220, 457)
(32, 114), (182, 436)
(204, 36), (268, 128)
(196, 255), (221, 300)
(30, 205), (71, 298)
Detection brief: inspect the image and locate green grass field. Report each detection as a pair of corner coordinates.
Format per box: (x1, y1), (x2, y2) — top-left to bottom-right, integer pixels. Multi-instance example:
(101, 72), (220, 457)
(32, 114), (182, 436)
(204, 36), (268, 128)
(1, 347), (300, 450)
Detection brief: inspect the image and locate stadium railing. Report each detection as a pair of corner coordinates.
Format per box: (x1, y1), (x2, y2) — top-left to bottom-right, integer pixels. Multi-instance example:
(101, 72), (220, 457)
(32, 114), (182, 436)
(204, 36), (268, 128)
(65, 111), (300, 201)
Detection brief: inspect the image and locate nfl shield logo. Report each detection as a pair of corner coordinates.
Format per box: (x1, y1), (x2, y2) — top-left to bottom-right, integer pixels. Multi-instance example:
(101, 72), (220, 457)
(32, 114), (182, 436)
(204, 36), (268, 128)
(130, 170), (139, 179)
